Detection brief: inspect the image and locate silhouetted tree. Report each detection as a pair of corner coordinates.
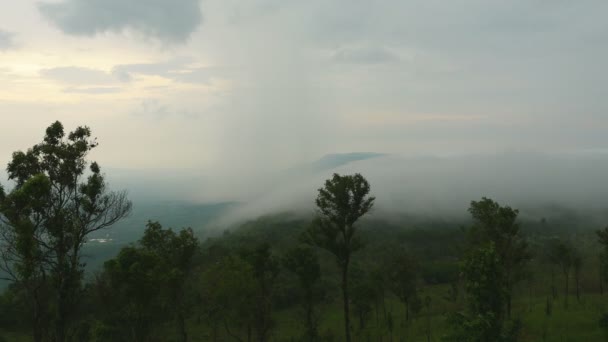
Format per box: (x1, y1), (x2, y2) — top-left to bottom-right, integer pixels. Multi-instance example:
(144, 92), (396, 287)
(303, 173), (375, 342)
(0, 121), (131, 342)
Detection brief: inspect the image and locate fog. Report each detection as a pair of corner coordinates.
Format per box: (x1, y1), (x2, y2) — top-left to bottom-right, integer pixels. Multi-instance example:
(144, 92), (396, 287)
(96, 151), (608, 228)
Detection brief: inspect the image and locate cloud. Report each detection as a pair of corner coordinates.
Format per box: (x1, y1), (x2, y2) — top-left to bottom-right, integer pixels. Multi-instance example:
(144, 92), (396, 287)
(112, 58), (227, 84)
(63, 86), (122, 94)
(40, 66), (117, 85)
(131, 99), (198, 120)
(38, 0), (203, 43)
(332, 46), (400, 65)
(0, 30), (16, 51)
(211, 152), (608, 226)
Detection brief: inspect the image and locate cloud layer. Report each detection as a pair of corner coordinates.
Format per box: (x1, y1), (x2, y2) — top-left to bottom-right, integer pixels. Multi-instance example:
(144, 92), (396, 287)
(38, 0), (203, 43)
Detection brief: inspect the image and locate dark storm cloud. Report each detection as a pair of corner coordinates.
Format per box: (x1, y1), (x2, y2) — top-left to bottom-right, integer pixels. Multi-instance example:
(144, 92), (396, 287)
(38, 0), (203, 43)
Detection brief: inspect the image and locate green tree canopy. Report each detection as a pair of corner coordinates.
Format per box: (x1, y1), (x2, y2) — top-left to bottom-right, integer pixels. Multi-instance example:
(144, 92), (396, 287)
(0, 121), (131, 342)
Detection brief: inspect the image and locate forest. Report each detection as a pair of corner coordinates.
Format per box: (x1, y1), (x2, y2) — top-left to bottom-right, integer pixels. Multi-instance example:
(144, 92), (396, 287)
(2, 122), (608, 342)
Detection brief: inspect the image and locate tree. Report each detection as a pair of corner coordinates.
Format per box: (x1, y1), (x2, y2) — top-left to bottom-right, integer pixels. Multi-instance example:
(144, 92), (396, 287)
(548, 241), (576, 308)
(387, 252), (419, 324)
(542, 241), (559, 300)
(468, 197), (529, 318)
(283, 246), (321, 341)
(424, 295), (432, 342)
(200, 255), (257, 342)
(140, 221), (199, 342)
(444, 244), (508, 342)
(241, 243), (280, 342)
(0, 121), (132, 342)
(573, 250), (582, 303)
(303, 173), (375, 342)
(96, 246), (164, 342)
(94, 222), (198, 342)
(350, 269), (376, 331)
(597, 227), (608, 295)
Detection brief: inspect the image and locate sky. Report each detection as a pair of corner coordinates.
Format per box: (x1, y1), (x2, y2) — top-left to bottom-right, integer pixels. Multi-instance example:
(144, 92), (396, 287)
(1, 0), (607, 193)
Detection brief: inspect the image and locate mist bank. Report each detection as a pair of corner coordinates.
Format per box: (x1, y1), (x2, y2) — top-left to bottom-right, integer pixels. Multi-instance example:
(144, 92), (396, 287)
(97, 151), (608, 230)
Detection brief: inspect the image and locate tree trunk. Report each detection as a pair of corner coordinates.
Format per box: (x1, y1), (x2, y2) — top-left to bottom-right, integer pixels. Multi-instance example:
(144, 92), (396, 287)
(551, 270), (557, 299)
(305, 288), (315, 341)
(31, 289), (46, 342)
(426, 313), (431, 342)
(506, 293), (512, 319)
(576, 275), (580, 302)
(382, 291), (387, 322)
(212, 322), (218, 342)
(32, 310), (45, 342)
(177, 310), (188, 342)
(55, 283), (68, 342)
(359, 310), (365, 329)
(600, 254), (604, 295)
(564, 272), (569, 309)
(342, 260), (352, 342)
(375, 298), (380, 325)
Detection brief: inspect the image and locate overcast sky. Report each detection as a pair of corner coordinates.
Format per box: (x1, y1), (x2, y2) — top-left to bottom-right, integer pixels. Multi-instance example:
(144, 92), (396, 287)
(1, 0), (607, 176)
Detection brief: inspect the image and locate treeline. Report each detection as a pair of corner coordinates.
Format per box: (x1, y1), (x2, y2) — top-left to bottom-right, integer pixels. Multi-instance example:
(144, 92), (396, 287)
(2, 122), (608, 342)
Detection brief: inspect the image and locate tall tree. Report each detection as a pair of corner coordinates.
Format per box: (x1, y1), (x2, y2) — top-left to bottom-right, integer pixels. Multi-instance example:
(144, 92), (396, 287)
(468, 197), (529, 318)
(0, 121), (131, 342)
(303, 173), (375, 342)
(283, 246), (321, 341)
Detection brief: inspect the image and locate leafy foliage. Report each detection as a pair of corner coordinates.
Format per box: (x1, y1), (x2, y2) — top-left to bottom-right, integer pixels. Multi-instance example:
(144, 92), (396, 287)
(0, 121), (131, 342)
